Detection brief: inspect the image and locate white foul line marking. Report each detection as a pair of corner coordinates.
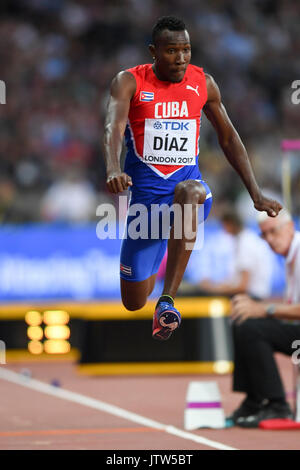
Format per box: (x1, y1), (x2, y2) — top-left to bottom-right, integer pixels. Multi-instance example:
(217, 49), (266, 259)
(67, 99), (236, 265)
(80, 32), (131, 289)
(0, 367), (237, 451)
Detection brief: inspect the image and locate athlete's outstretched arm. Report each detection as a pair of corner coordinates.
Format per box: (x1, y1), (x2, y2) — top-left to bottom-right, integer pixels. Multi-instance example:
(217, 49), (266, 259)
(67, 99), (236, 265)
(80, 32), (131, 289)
(203, 74), (282, 217)
(103, 71), (136, 193)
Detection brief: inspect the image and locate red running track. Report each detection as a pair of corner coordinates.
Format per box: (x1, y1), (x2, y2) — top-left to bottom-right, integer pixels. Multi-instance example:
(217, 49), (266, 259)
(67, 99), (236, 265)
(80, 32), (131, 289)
(0, 354), (299, 450)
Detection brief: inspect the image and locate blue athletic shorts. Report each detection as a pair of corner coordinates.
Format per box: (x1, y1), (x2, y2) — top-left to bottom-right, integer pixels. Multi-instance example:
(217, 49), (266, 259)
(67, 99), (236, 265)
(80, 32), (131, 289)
(120, 179), (212, 282)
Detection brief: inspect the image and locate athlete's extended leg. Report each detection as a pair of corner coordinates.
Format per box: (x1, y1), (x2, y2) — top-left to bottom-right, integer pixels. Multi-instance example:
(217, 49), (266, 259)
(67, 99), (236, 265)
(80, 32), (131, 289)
(152, 180), (207, 340)
(120, 227), (168, 311)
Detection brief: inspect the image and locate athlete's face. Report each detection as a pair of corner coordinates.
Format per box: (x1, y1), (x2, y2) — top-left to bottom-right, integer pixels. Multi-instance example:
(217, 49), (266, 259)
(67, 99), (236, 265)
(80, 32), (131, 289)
(149, 29), (191, 83)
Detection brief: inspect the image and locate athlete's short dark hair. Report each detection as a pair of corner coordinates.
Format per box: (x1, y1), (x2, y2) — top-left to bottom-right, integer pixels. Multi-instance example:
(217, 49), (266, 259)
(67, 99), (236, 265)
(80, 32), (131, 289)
(152, 16), (186, 45)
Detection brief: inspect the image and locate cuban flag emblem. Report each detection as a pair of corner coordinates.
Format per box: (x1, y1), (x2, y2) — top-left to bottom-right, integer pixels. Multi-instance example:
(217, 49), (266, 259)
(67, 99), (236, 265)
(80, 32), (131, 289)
(140, 91), (154, 102)
(120, 263), (132, 276)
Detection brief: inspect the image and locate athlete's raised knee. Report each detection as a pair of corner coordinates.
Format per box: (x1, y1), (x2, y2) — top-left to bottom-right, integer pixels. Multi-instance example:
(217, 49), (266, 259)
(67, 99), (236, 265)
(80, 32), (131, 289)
(174, 180), (206, 205)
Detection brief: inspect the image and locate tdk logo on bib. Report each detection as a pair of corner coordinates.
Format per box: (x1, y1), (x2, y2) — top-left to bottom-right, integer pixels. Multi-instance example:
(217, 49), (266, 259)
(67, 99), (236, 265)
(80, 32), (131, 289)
(153, 121), (189, 131)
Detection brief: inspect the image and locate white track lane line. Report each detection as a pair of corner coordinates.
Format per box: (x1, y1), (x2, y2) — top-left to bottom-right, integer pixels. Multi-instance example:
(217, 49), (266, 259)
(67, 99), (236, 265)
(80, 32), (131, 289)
(0, 367), (237, 450)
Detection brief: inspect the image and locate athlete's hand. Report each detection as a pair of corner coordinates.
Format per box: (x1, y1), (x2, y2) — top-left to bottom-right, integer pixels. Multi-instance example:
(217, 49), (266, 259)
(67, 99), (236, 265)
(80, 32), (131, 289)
(106, 172), (133, 194)
(253, 194), (282, 217)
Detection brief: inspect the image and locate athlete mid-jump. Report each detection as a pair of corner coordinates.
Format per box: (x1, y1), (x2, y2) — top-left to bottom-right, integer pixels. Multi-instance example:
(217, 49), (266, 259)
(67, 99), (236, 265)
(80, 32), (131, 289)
(103, 16), (282, 341)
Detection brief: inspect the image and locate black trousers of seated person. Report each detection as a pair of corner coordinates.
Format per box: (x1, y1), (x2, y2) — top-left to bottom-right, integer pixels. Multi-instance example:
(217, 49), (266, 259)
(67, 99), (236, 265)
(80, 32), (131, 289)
(232, 318), (300, 401)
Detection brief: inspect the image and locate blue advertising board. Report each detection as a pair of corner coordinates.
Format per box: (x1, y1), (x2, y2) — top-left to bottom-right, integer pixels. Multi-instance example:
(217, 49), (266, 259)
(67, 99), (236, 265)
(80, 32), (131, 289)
(0, 224), (122, 301)
(0, 222), (286, 301)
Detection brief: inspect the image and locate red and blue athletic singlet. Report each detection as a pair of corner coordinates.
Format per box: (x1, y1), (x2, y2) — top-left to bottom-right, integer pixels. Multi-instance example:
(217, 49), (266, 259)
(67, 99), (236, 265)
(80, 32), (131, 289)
(120, 64), (213, 281)
(125, 63), (208, 196)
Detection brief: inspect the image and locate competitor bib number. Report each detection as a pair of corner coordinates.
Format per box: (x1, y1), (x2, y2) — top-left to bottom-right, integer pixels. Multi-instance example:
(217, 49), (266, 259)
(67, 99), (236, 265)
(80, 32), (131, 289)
(143, 118), (197, 166)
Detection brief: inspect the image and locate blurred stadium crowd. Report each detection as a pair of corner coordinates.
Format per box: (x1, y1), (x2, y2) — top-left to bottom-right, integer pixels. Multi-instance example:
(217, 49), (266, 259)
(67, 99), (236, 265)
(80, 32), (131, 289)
(0, 0), (299, 223)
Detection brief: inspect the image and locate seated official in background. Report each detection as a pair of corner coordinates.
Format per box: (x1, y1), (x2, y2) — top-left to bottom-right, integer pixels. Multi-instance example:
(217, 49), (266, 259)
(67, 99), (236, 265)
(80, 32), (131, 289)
(228, 208), (300, 427)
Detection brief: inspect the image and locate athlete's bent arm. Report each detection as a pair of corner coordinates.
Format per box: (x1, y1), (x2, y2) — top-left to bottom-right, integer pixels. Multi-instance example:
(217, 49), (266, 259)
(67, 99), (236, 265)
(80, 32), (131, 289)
(203, 74), (282, 217)
(103, 71), (136, 193)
